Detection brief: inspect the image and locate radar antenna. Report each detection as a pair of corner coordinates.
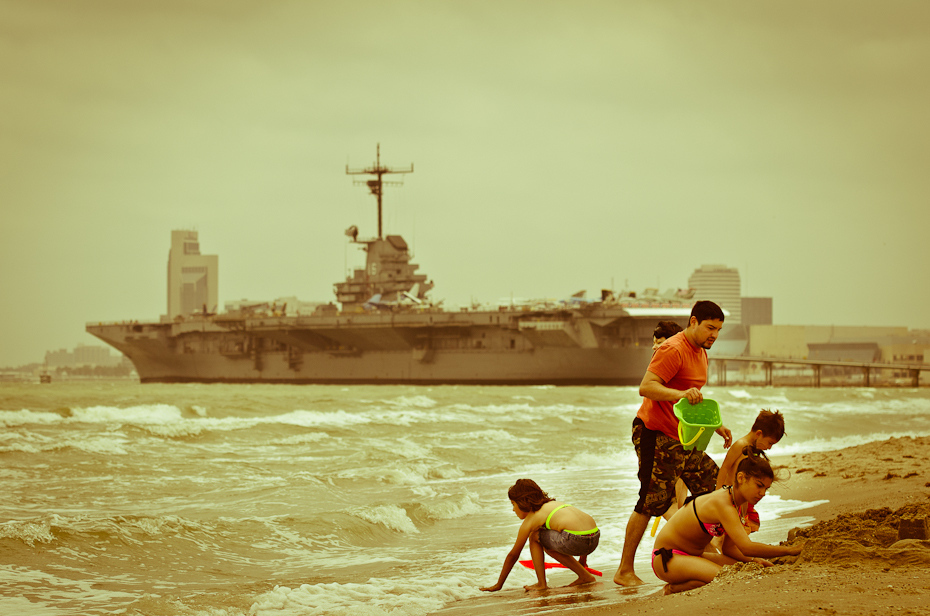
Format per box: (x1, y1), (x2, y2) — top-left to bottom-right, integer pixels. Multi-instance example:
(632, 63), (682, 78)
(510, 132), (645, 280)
(346, 144), (414, 239)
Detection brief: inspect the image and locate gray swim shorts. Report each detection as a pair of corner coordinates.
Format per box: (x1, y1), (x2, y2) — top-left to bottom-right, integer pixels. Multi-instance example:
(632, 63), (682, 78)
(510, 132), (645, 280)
(537, 529), (600, 556)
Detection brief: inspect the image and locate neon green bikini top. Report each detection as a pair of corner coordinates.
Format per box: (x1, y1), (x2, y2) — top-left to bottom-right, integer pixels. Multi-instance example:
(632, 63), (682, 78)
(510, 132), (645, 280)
(545, 504), (599, 536)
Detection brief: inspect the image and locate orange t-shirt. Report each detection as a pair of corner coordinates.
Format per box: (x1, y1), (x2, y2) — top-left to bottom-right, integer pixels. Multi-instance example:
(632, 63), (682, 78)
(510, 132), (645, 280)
(635, 331), (708, 440)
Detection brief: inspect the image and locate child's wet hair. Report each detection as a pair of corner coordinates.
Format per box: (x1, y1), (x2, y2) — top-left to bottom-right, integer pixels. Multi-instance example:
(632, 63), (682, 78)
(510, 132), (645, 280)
(736, 447), (775, 482)
(751, 409), (785, 441)
(508, 479), (555, 512)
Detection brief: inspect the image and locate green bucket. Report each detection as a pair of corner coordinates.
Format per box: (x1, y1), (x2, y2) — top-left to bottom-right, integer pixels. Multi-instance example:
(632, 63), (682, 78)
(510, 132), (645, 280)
(674, 398), (722, 451)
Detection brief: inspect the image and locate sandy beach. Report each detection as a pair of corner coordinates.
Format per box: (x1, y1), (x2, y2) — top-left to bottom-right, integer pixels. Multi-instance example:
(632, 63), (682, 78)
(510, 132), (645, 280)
(434, 435), (930, 616)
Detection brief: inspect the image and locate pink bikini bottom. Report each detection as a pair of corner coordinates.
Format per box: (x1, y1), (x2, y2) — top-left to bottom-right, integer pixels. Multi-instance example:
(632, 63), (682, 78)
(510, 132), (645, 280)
(651, 547), (689, 576)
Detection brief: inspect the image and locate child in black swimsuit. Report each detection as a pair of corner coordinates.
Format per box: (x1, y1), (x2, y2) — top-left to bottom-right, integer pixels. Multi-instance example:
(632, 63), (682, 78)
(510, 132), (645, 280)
(651, 453), (803, 594)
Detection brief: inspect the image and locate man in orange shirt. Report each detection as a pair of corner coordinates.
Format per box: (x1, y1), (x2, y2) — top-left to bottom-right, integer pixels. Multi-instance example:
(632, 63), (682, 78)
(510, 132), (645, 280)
(613, 300), (733, 586)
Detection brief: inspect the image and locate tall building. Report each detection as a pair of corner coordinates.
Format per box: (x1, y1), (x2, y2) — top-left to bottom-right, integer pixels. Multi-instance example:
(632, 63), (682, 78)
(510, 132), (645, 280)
(45, 345), (123, 367)
(167, 230), (218, 319)
(741, 297), (773, 327)
(45, 349), (75, 368)
(73, 344), (114, 366)
(688, 264), (741, 324)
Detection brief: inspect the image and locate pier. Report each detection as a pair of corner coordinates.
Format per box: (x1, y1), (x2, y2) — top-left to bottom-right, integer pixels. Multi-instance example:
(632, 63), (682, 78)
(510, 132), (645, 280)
(709, 355), (929, 388)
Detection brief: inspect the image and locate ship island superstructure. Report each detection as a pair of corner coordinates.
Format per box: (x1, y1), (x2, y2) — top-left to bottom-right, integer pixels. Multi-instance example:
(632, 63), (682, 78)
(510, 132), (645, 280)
(87, 147), (696, 385)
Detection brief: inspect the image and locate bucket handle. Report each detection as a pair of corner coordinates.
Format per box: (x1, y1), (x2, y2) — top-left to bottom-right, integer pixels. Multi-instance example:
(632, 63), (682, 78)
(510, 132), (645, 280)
(678, 423), (705, 447)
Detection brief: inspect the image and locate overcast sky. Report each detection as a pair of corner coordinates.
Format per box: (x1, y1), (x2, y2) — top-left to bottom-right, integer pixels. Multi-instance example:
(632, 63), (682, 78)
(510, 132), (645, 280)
(1, 0), (928, 366)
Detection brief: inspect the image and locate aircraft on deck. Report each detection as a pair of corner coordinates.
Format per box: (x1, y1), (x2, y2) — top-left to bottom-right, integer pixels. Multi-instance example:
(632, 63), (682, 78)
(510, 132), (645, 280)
(363, 284), (424, 311)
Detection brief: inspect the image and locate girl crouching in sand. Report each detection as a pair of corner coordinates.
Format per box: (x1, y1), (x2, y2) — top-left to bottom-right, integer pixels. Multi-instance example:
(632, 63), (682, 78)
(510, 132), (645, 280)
(652, 452), (802, 594)
(481, 479), (600, 592)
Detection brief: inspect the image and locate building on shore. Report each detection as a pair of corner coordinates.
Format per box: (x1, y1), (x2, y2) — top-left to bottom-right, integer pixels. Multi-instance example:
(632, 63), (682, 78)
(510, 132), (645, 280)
(741, 297), (772, 327)
(748, 324), (929, 366)
(45, 344), (128, 368)
(689, 264), (741, 325)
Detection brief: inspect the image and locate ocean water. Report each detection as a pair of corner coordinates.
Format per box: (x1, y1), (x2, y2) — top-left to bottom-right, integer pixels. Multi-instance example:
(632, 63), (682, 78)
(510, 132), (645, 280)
(2, 382), (929, 615)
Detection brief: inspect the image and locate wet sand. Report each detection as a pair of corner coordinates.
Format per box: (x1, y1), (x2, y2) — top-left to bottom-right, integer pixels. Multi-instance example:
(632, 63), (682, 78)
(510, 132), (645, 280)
(433, 435), (930, 616)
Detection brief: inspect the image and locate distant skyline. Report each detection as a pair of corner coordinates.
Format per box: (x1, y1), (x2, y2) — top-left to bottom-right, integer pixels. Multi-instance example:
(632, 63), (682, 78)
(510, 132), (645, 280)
(2, 0), (929, 366)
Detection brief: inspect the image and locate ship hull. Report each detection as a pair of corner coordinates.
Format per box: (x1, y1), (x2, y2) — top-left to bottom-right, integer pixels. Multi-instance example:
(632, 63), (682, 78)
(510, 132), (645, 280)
(87, 308), (682, 386)
(129, 347), (652, 386)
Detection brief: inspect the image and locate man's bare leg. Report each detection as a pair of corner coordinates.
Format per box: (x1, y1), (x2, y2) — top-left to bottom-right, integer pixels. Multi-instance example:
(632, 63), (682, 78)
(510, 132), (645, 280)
(613, 511), (650, 586)
(662, 480), (687, 520)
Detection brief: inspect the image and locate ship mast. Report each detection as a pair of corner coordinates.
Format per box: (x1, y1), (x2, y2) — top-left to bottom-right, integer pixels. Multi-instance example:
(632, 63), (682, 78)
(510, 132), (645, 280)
(346, 144), (414, 239)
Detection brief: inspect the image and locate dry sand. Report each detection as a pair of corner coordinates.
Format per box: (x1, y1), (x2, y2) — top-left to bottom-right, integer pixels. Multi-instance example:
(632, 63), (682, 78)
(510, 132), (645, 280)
(434, 435), (930, 616)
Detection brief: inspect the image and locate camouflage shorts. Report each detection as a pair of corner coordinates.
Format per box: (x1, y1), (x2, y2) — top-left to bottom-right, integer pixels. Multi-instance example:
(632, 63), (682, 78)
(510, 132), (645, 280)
(631, 417), (718, 517)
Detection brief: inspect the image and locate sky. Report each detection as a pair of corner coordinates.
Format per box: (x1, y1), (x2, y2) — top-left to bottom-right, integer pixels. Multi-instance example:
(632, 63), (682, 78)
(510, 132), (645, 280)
(1, 0), (929, 367)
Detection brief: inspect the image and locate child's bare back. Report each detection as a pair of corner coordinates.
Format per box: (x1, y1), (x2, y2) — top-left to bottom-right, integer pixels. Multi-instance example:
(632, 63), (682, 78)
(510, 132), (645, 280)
(717, 409), (785, 490)
(481, 479), (600, 592)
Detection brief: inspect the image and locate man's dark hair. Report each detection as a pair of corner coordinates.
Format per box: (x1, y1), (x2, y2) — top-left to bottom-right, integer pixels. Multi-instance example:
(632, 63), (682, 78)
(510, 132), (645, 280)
(690, 300), (725, 324)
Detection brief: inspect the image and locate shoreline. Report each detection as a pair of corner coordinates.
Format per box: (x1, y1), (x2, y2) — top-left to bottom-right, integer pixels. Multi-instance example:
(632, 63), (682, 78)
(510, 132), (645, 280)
(434, 435), (930, 615)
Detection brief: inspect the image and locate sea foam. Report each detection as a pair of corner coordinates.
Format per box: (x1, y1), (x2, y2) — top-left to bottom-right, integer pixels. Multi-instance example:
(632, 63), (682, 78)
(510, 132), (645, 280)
(418, 492), (483, 521)
(348, 505), (419, 534)
(70, 404), (184, 425)
(0, 518), (59, 546)
(756, 493), (830, 520)
(0, 514), (215, 547)
(249, 576), (476, 616)
(0, 430), (129, 455)
(383, 395), (438, 409)
(0, 409), (67, 427)
(275, 410), (371, 428)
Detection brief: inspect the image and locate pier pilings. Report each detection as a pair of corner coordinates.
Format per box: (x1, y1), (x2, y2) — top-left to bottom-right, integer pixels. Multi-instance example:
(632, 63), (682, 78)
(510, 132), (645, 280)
(708, 355), (928, 387)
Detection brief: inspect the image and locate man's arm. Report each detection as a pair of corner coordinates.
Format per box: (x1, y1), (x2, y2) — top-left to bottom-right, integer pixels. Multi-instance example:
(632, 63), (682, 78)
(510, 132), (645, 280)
(715, 426), (732, 449)
(638, 370), (703, 404)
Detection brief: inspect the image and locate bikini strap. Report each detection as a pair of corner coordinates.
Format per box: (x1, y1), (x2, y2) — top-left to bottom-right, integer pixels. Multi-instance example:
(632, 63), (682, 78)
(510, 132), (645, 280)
(653, 547), (675, 573)
(692, 495), (711, 536)
(545, 503), (571, 530)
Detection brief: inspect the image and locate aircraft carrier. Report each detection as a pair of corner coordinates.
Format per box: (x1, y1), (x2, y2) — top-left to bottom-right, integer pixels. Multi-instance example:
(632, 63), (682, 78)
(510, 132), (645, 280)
(87, 148), (695, 385)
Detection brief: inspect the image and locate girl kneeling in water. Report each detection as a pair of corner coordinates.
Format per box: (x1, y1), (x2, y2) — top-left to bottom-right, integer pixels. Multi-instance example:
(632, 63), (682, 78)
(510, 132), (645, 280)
(652, 451), (802, 594)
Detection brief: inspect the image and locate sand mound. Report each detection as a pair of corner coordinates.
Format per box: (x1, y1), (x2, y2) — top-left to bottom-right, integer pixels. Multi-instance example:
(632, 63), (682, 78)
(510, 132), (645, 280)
(786, 503), (930, 566)
(712, 560), (767, 583)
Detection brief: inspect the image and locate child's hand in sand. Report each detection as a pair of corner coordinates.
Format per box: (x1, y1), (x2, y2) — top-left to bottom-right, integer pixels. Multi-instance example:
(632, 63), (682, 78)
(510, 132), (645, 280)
(480, 583), (503, 592)
(750, 557), (775, 567)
